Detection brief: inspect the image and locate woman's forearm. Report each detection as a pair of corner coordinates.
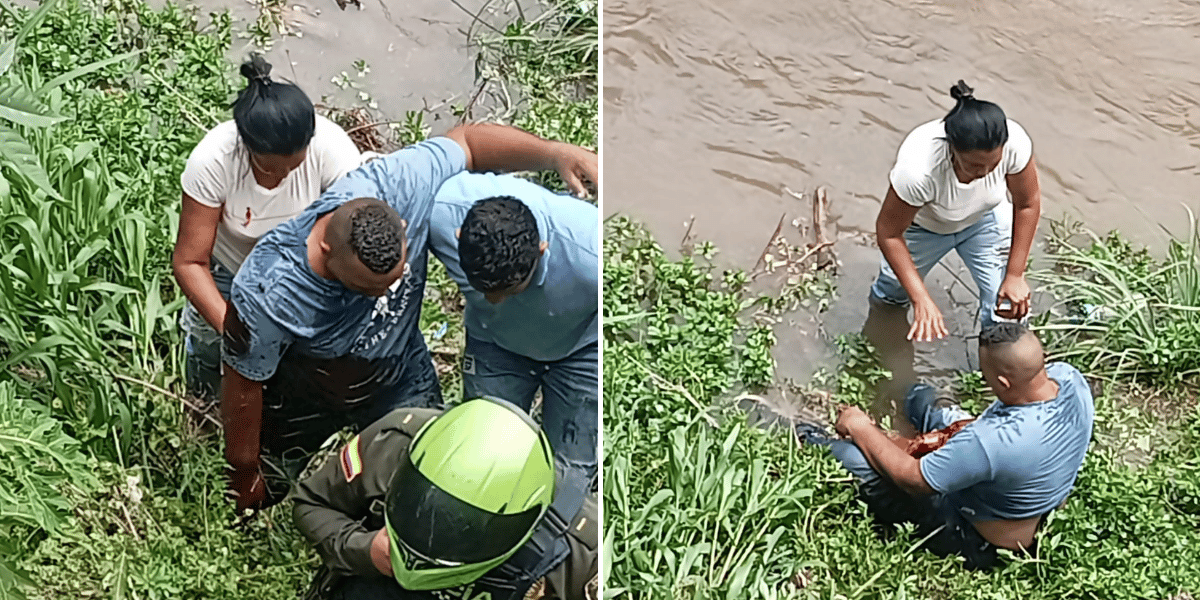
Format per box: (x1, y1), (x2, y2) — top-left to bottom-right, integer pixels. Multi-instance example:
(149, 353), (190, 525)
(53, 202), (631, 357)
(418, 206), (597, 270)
(879, 234), (932, 305)
(1006, 198), (1040, 278)
(173, 258), (229, 332)
(174, 196), (227, 332)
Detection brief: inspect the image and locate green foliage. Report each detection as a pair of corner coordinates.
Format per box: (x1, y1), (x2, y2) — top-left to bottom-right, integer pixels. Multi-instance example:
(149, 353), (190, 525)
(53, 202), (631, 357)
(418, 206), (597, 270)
(0, 0), (234, 462)
(603, 217), (774, 429)
(476, 0), (597, 191)
(422, 258), (466, 401)
(605, 218), (1200, 599)
(605, 412), (835, 600)
(952, 371), (990, 415)
(0, 382), (98, 599)
(18, 437), (314, 599)
(1033, 210), (1200, 385)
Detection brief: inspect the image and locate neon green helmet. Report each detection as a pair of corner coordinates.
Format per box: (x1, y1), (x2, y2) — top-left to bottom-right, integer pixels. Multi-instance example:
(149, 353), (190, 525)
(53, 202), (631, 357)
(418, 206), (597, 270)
(384, 397), (556, 590)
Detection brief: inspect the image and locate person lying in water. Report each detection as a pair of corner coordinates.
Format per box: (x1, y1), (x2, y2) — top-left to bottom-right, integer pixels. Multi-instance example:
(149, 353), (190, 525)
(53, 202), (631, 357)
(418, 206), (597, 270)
(797, 323), (1094, 569)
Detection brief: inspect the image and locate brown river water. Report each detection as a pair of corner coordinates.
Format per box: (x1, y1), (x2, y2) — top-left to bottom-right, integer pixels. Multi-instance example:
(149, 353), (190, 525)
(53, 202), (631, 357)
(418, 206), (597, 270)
(603, 0), (1200, 409)
(153, 0), (525, 134)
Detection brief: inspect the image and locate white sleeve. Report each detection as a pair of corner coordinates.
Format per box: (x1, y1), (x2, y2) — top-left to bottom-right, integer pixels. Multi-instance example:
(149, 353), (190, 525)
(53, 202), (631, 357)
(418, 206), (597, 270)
(1004, 120), (1033, 175)
(888, 126), (937, 207)
(315, 117), (365, 191)
(181, 130), (229, 208)
(889, 163), (934, 207)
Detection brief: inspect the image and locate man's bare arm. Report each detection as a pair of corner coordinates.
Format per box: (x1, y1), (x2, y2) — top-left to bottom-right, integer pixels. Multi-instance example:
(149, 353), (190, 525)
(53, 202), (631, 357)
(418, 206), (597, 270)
(844, 414), (936, 497)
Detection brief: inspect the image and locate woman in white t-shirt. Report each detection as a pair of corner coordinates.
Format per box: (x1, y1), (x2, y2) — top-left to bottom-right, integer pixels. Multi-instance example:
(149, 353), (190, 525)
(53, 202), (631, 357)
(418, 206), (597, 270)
(171, 54), (363, 407)
(869, 80), (1042, 344)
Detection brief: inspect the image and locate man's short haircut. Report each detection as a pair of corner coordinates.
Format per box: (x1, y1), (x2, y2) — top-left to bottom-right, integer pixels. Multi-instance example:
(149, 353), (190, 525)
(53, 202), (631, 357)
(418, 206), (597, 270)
(349, 202), (406, 274)
(978, 322), (1028, 347)
(458, 196), (540, 292)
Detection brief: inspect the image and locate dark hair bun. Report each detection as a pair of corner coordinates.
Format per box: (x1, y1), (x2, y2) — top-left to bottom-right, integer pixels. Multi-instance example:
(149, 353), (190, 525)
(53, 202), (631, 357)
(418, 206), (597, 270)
(950, 80), (974, 101)
(240, 54), (273, 86)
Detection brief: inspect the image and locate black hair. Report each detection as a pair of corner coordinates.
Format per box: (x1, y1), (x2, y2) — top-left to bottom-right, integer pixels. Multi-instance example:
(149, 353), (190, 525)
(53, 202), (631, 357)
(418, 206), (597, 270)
(458, 196), (540, 292)
(349, 203), (406, 274)
(978, 322), (1028, 347)
(942, 80), (1008, 152)
(233, 54), (316, 156)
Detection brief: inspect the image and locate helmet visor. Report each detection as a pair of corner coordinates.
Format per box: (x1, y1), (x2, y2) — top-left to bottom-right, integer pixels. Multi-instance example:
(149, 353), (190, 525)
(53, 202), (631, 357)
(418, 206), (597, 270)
(387, 456), (543, 565)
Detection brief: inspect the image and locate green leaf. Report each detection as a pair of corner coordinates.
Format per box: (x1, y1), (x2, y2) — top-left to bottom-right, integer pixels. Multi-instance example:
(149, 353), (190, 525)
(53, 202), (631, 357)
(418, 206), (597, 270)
(0, 80), (64, 128)
(0, 39), (14, 77)
(35, 49), (143, 96)
(0, 123), (62, 201)
(12, 0), (62, 46)
(0, 556), (33, 600)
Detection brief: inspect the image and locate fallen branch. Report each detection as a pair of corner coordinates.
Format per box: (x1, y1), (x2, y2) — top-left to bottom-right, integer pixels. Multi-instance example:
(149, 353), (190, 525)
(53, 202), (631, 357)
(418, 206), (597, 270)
(630, 357), (718, 427)
(112, 373), (222, 429)
(343, 119), (408, 135)
(752, 212), (788, 273)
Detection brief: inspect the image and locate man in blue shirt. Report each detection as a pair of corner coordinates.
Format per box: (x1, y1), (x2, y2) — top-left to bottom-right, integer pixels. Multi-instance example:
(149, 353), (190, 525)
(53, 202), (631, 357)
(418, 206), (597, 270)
(798, 323), (1094, 569)
(220, 123), (598, 511)
(428, 172), (598, 476)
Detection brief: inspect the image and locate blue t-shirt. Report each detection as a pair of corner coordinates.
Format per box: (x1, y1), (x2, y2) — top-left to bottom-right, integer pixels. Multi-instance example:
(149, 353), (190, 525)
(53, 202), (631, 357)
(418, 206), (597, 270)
(428, 172), (598, 362)
(920, 362), (1095, 521)
(224, 138), (466, 404)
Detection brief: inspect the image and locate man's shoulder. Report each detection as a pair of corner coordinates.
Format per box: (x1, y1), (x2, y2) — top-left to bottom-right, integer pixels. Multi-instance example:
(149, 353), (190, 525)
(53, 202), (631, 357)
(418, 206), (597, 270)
(232, 227), (314, 315)
(363, 407), (443, 442)
(1046, 361), (1087, 387)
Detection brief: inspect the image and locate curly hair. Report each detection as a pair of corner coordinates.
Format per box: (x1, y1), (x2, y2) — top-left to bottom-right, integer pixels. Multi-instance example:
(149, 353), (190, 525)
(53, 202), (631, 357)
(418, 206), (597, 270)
(458, 196), (540, 292)
(978, 322), (1028, 347)
(349, 203), (406, 274)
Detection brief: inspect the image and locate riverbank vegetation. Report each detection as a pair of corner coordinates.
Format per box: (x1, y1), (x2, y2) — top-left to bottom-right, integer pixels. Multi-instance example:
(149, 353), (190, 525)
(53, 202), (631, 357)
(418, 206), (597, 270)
(603, 214), (1200, 599)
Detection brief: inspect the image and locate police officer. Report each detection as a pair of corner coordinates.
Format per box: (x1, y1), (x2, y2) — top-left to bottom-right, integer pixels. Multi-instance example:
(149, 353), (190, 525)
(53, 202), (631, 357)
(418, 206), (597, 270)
(293, 397), (598, 600)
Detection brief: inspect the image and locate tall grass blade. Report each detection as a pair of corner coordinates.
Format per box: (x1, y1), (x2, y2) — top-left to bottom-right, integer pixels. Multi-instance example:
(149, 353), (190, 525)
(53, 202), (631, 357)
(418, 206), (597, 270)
(0, 80), (63, 128)
(0, 123), (62, 200)
(0, 38), (14, 75)
(34, 49), (143, 95)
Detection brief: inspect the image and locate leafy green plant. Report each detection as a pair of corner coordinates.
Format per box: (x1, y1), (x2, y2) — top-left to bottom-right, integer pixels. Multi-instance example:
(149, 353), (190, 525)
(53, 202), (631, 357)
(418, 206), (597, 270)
(0, 381), (98, 599)
(0, 0), (232, 460)
(1033, 209), (1200, 385)
(0, 0), (139, 201)
(474, 0), (597, 191)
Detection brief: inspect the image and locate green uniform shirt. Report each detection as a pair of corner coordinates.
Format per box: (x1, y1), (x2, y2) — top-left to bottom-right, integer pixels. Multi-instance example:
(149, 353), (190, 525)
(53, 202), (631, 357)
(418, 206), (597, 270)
(293, 407), (599, 600)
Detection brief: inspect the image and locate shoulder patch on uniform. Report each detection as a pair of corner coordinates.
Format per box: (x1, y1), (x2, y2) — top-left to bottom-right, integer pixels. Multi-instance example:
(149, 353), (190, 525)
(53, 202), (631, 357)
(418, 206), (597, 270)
(341, 434), (364, 482)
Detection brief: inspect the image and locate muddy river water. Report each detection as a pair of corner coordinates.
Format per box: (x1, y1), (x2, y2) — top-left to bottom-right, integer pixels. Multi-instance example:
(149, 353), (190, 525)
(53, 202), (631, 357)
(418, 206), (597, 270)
(167, 0), (524, 134)
(603, 0), (1200, 398)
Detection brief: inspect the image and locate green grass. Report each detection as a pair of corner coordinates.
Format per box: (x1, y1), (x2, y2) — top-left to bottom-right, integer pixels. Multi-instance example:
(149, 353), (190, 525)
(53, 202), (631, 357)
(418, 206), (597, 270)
(1032, 210), (1200, 385)
(603, 218), (1200, 600)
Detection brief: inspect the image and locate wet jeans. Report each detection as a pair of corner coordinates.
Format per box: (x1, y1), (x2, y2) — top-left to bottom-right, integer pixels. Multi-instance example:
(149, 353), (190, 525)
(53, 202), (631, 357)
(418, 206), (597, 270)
(181, 261), (235, 406)
(462, 337), (598, 478)
(807, 384), (999, 570)
(259, 328), (444, 503)
(870, 205), (1014, 330)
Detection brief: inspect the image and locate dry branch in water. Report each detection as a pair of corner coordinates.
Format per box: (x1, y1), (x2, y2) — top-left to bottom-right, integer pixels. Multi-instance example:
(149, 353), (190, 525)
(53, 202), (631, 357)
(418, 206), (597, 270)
(748, 186), (841, 281)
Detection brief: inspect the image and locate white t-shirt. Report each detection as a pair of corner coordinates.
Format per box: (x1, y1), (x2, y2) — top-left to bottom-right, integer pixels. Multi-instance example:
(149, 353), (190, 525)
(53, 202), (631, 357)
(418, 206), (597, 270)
(181, 115), (363, 271)
(889, 118), (1033, 235)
